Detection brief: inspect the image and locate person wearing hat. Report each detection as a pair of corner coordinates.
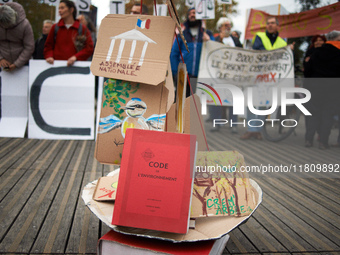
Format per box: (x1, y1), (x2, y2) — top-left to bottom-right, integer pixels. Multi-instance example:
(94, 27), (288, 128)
(170, 7), (214, 97)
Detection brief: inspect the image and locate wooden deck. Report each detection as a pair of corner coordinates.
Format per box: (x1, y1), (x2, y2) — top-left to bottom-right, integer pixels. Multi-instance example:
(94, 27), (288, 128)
(0, 120), (339, 254)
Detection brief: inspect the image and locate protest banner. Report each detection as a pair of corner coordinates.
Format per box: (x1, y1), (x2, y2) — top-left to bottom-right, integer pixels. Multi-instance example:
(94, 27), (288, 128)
(197, 41), (294, 107)
(28, 60), (95, 140)
(0, 67), (29, 138)
(245, 2), (340, 40)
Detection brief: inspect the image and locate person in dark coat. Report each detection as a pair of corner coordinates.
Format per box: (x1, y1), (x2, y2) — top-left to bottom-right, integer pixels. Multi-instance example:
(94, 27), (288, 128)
(170, 7), (214, 97)
(0, 2), (34, 71)
(33, 20), (54, 59)
(304, 30), (340, 149)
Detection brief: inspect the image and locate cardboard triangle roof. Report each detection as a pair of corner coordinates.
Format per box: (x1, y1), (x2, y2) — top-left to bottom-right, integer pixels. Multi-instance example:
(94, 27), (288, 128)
(110, 29), (157, 44)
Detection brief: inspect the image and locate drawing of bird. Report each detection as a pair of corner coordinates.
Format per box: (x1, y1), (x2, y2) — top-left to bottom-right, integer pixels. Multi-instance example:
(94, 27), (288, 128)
(98, 98), (166, 138)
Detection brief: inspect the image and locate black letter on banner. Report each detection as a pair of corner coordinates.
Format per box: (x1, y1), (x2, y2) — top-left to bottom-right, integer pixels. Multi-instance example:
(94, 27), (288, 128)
(111, 1), (122, 14)
(30, 66), (91, 135)
(78, 0), (89, 10)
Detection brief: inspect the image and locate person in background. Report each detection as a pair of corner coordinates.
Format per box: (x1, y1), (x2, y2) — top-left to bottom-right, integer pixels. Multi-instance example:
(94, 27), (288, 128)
(210, 17), (242, 132)
(302, 34), (327, 146)
(44, 0), (94, 66)
(170, 7), (214, 97)
(130, 3), (148, 15)
(231, 30), (241, 40)
(303, 30), (340, 149)
(0, 2), (34, 71)
(303, 34), (326, 74)
(33, 20), (54, 59)
(240, 16), (293, 140)
(77, 14), (97, 44)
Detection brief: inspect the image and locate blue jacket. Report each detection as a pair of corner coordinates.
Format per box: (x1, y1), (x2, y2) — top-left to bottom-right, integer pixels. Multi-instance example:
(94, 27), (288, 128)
(170, 21), (214, 77)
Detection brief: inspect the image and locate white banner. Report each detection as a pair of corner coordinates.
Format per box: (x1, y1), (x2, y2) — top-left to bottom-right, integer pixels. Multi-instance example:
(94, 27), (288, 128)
(77, 0), (91, 12)
(110, 0), (125, 14)
(28, 60), (95, 140)
(0, 67), (28, 138)
(153, 4), (168, 16)
(198, 41), (294, 107)
(195, 0), (215, 20)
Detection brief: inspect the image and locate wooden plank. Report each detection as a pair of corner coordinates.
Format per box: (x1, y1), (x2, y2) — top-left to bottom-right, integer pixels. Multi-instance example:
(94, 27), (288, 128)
(0, 139), (39, 175)
(225, 227), (259, 254)
(257, 178), (340, 242)
(258, 185), (340, 251)
(307, 178), (340, 196)
(66, 141), (103, 254)
(0, 141), (77, 253)
(280, 177), (340, 216)
(0, 138), (22, 158)
(253, 205), (316, 252)
(34, 141), (91, 253)
(238, 217), (288, 253)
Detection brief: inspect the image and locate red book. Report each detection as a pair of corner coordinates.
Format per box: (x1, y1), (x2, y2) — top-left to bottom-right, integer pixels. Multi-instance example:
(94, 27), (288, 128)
(112, 129), (197, 234)
(97, 230), (230, 255)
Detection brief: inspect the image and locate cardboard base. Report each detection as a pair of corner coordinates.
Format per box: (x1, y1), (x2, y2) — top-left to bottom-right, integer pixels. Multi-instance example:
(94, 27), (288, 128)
(82, 169), (262, 242)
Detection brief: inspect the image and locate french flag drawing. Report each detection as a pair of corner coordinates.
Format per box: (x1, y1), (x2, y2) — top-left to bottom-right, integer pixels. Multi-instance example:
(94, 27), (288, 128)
(137, 19), (151, 29)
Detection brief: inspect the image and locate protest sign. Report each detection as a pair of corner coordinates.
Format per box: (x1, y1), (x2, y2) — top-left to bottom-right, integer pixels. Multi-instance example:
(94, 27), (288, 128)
(245, 2), (340, 40)
(28, 60), (95, 140)
(0, 67), (28, 138)
(110, 0), (125, 15)
(198, 41), (294, 107)
(77, 0), (91, 12)
(195, 0), (215, 20)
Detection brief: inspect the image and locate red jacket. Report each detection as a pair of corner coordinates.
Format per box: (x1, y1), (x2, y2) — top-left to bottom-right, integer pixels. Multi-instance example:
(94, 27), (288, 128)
(44, 19), (94, 61)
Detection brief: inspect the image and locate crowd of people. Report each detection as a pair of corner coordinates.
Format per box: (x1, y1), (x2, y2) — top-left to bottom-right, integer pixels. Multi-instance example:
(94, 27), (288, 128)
(0, 1), (339, 149)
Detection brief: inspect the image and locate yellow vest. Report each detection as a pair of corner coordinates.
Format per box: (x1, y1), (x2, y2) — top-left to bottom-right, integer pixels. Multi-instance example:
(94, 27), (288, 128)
(253, 32), (287, 50)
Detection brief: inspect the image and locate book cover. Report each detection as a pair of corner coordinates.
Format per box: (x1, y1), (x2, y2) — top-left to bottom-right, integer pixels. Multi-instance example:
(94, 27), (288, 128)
(97, 230), (230, 255)
(112, 129), (197, 234)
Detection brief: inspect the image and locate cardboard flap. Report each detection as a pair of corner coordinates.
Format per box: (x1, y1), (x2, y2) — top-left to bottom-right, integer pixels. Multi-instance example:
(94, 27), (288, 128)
(91, 15), (176, 85)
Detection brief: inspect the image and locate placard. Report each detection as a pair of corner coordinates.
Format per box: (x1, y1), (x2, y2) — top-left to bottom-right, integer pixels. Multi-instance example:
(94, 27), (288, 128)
(77, 0), (91, 12)
(0, 0), (13, 3)
(185, 0), (195, 8)
(153, 4), (168, 16)
(110, 0), (125, 14)
(28, 60), (95, 140)
(198, 41), (294, 107)
(195, 0), (215, 20)
(0, 67), (28, 138)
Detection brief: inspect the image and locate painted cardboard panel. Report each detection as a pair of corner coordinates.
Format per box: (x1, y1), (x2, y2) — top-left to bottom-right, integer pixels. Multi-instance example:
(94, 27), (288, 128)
(95, 79), (169, 165)
(191, 151), (256, 218)
(93, 176), (119, 201)
(166, 95), (207, 151)
(91, 14), (176, 85)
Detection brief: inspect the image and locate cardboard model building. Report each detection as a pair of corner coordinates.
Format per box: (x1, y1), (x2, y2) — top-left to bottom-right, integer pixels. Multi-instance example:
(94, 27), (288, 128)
(91, 15), (176, 164)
